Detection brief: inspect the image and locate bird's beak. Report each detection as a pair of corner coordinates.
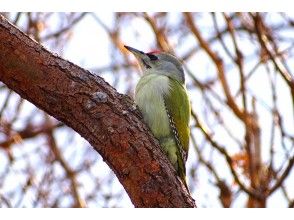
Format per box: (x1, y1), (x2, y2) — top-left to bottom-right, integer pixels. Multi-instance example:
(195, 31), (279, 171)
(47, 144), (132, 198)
(124, 45), (150, 70)
(124, 45), (145, 57)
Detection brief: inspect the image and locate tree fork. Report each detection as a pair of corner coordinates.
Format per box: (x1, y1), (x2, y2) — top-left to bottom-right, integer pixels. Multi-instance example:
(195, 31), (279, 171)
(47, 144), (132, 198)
(0, 15), (195, 207)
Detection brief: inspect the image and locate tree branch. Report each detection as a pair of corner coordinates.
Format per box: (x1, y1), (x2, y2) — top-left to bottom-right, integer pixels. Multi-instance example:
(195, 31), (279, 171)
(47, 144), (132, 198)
(184, 13), (245, 121)
(0, 15), (195, 208)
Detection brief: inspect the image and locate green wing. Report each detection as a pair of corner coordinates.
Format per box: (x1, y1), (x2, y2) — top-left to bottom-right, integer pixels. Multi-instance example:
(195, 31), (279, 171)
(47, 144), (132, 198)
(164, 79), (191, 157)
(164, 78), (191, 185)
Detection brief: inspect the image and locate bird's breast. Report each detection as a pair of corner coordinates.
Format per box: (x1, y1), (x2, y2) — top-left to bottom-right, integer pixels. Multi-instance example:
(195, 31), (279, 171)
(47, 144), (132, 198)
(135, 74), (171, 138)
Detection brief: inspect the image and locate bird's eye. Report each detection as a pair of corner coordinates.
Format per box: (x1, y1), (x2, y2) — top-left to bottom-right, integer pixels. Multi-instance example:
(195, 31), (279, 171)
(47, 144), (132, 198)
(146, 53), (158, 61)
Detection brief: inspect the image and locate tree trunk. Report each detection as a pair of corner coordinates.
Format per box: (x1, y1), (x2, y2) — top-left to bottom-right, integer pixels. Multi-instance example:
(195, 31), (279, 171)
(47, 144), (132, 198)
(0, 15), (196, 208)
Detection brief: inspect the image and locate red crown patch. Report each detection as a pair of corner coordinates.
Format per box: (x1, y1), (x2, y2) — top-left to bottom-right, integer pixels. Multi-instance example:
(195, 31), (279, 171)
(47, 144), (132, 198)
(147, 50), (161, 54)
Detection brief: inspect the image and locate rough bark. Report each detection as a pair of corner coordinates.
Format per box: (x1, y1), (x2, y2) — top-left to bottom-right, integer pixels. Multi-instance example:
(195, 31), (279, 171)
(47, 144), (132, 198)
(0, 15), (196, 207)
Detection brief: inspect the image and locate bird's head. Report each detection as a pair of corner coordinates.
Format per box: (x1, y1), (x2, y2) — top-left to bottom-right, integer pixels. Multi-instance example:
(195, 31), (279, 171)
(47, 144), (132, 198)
(124, 45), (185, 84)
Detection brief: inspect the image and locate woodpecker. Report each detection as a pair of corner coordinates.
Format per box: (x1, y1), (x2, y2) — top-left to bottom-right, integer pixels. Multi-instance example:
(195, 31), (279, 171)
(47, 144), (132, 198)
(125, 45), (191, 190)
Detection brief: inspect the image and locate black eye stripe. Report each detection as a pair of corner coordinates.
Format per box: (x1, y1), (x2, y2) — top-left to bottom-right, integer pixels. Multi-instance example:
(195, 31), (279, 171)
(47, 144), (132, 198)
(147, 53), (158, 61)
